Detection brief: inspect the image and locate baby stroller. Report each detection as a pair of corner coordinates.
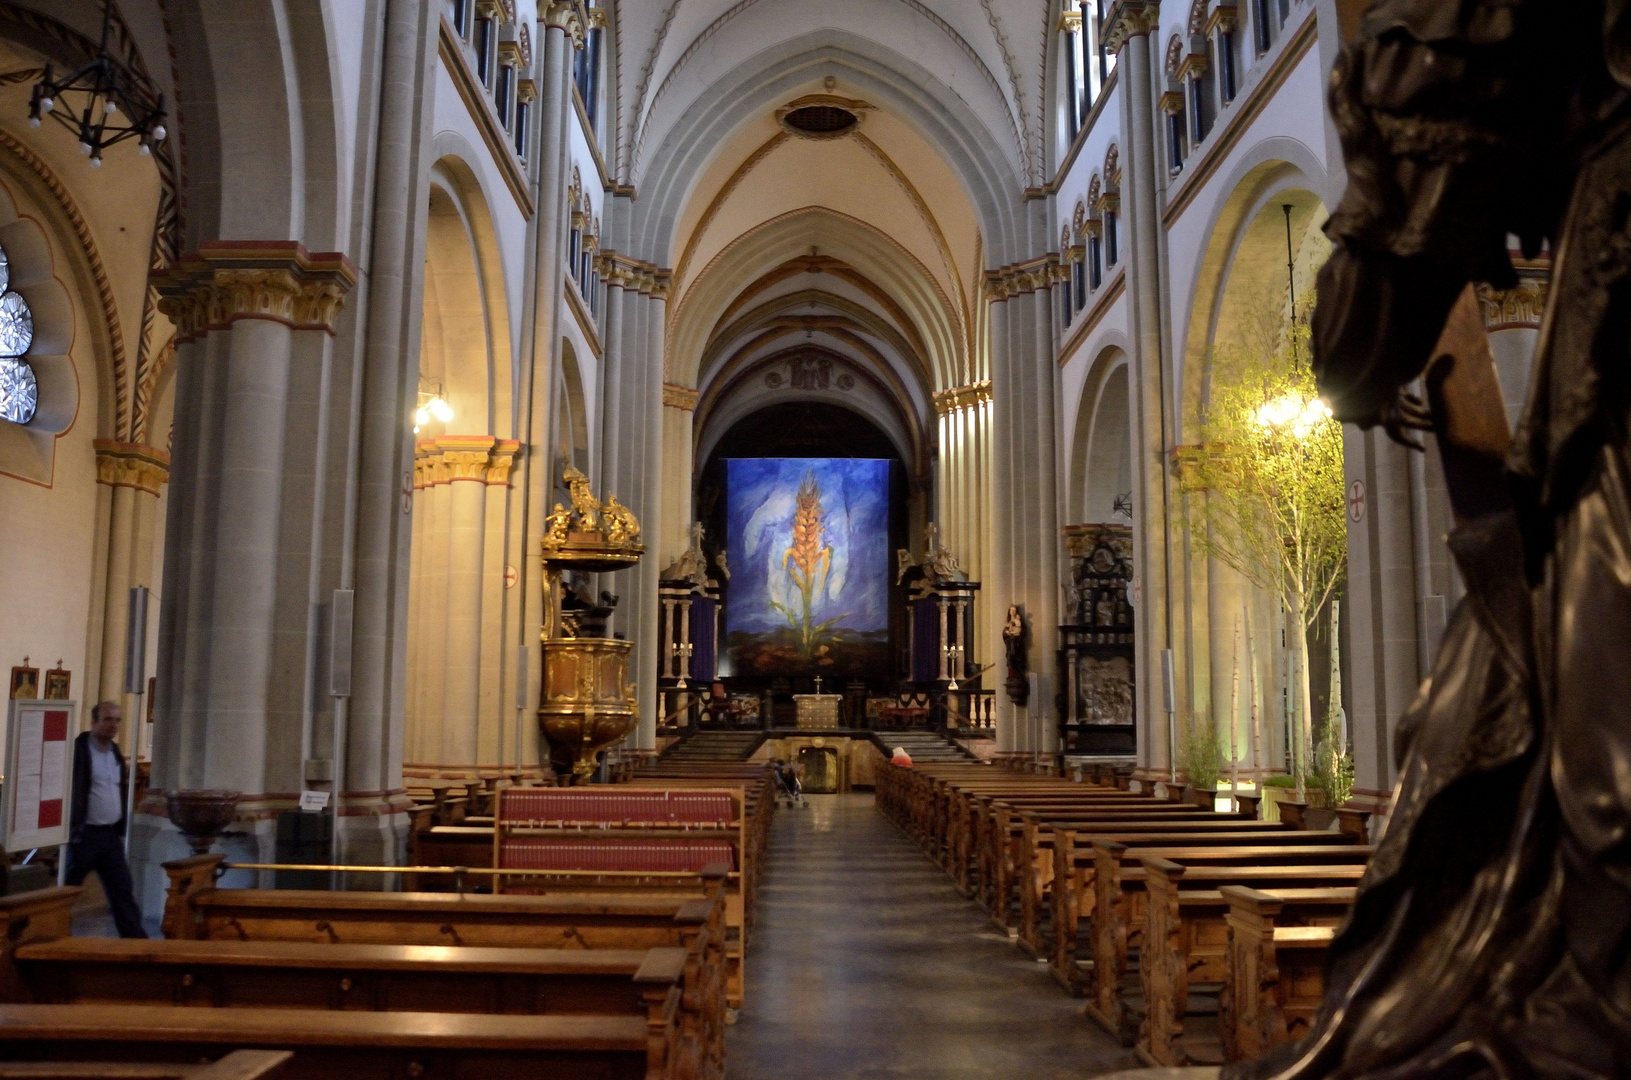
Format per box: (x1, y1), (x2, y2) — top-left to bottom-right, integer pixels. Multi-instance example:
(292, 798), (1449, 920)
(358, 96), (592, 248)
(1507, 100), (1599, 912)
(773, 760), (806, 808)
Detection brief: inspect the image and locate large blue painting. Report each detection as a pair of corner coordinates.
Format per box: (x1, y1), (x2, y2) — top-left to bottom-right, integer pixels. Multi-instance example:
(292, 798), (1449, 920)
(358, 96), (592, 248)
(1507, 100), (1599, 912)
(724, 458), (890, 677)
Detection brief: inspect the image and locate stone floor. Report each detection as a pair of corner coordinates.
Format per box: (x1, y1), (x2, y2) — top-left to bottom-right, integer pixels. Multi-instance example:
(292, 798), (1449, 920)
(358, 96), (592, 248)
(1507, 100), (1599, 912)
(727, 793), (1141, 1080)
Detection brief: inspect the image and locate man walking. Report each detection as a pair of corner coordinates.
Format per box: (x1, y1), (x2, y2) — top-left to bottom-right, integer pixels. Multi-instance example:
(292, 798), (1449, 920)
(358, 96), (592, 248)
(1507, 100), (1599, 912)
(66, 701), (146, 937)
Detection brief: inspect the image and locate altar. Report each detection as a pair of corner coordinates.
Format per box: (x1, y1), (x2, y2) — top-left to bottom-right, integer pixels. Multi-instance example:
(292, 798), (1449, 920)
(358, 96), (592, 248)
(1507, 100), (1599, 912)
(792, 693), (843, 730)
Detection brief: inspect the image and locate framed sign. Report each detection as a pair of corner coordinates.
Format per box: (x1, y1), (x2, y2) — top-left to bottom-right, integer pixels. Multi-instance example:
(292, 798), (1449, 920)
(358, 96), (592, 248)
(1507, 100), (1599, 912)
(4, 699), (76, 851)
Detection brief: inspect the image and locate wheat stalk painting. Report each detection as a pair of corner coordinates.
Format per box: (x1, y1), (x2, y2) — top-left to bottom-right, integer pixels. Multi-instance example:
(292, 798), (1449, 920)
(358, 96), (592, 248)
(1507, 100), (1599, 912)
(771, 471), (845, 657)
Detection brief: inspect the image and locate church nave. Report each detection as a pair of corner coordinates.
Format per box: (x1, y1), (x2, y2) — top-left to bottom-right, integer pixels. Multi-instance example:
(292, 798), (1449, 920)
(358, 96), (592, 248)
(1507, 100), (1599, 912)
(729, 794), (1138, 1080)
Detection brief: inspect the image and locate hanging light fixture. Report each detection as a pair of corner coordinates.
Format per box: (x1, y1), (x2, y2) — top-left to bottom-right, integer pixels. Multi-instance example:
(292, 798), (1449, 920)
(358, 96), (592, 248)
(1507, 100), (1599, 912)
(413, 382), (454, 434)
(27, 0), (167, 168)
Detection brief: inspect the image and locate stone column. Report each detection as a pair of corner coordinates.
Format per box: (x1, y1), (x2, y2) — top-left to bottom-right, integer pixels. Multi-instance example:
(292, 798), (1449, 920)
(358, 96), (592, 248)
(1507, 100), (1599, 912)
(437, 436), (499, 763)
(324, 0), (440, 870)
(481, 441), (519, 763)
(933, 382), (994, 675)
(139, 244), (357, 885)
(987, 254), (1061, 754)
(1109, 0), (1174, 782)
(514, 5), (581, 769)
(92, 442), (170, 718)
(660, 384), (698, 570)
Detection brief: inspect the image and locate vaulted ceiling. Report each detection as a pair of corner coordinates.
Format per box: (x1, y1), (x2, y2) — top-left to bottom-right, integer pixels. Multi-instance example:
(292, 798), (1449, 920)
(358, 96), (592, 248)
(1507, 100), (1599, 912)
(641, 3), (1034, 482)
(611, 0), (1051, 192)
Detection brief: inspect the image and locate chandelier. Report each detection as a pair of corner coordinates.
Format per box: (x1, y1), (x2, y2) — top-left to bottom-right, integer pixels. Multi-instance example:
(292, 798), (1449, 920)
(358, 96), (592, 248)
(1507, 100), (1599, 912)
(27, 0), (167, 167)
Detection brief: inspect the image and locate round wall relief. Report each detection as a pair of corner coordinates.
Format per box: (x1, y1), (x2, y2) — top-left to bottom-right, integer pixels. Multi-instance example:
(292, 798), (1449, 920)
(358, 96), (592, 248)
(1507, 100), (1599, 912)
(764, 371), (785, 388)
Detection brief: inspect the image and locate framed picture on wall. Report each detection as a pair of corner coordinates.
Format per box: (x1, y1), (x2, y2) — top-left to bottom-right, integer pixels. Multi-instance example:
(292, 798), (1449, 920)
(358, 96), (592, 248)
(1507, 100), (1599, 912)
(42, 666), (70, 701)
(9, 661), (38, 701)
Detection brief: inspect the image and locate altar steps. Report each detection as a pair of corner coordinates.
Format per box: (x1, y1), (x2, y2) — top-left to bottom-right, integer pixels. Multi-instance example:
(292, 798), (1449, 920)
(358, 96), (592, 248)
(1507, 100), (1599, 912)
(661, 731), (768, 763)
(875, 731), (979, 764)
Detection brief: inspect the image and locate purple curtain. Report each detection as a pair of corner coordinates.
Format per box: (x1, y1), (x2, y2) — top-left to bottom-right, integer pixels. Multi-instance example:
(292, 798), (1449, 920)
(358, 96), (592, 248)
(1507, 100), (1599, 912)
(690, 596), (717, 680)
(911, 598), (940, 682)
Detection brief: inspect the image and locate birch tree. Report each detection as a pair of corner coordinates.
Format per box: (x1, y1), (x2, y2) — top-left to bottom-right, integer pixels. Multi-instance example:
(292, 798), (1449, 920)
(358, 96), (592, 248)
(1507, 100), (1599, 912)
(1187, 318), (1347, 798)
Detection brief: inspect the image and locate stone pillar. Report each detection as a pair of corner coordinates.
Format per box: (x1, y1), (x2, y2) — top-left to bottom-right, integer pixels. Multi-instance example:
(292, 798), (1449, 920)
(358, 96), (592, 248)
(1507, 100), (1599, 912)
(140, 244), (357, 881)
(514, 5), (582, 770)
(986, 253), (1061, 754)
(92, 441), (170, 745)
(1109, 0), (1174, 781)
(660, 384), (698, 570)
(595, 252), (668, 750)
(438, 436), (498, 763)
(340, 0), (440, 869)
(1344, 426), (1423, 807)
(933, 381), (995, 676)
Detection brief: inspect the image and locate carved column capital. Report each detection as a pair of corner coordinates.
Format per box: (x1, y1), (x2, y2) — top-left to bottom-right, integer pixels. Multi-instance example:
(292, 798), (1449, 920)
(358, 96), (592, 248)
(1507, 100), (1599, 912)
(434, 435), (500, 482)
(984, 255), (1059, 301)
(596, 250), (672, 298)
(486, 439), (522, 485)
(543, 1), (588, 47)
(1104, 0), (1161, 53)
(1476, 270), (1549, 330)
(153, 241), (358, 344)
(94, 439), (169, 494)
(414, 440), (447, 489)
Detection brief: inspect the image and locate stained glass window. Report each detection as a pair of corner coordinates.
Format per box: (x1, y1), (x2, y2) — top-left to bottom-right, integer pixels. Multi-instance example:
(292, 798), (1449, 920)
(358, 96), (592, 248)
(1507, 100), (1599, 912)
(0, 242), (35, 425)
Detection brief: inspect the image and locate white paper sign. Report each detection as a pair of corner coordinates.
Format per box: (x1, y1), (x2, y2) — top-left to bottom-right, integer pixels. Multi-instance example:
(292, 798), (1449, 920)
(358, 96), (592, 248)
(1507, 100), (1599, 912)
(299, 790), (330, 813)
(5, 700), (75, 851)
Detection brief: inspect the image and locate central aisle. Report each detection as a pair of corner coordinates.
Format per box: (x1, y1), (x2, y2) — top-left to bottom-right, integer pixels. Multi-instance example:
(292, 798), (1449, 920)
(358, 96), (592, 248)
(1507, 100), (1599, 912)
(728, 793), (1140, 1080)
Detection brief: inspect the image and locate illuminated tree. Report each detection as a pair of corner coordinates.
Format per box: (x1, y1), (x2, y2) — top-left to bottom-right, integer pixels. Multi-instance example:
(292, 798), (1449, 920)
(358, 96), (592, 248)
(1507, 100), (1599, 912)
(1186, 318), (1347, 797)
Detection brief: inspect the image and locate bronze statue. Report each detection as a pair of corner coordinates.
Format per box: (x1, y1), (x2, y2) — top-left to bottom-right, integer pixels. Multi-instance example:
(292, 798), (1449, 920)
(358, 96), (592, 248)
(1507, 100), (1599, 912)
(1228, 3), (1631, 1077)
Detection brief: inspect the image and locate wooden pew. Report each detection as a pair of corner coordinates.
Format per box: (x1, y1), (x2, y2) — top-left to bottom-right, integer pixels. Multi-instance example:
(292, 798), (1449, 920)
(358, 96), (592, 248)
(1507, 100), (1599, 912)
(985, 807), (1249, 930)
(0, 1003), (668, 1080)
(0, 888), (80, 1002)
(0, 1049), (291, 1080)
(15, 939), (694, 1080)
(1136, 858), (1367, 1065)
(1218, 885), (1347, 1063)
(492, 787), (750, 1005)
(962, 790), (1163, 899)
(1086, 842), (1368, 1047)
(1045, 828), (1362, 992)
(161, 854), (727, 1075)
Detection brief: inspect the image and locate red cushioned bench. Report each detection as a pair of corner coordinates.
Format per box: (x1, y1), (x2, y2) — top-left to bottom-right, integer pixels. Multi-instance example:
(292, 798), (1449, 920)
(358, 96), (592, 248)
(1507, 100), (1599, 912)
(493, 788), (750, 1011)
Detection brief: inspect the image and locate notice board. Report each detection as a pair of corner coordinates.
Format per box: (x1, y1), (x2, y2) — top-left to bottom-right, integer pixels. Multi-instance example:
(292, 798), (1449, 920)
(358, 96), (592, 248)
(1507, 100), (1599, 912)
(4, 699), (75, 851)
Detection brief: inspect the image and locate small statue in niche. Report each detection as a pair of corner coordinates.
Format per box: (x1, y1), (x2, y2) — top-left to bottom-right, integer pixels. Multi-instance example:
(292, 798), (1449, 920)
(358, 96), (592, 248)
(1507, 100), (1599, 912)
(713, 550), (731, 582)
(896, 547), (915, 585)
(1002, 604), (1029, 706)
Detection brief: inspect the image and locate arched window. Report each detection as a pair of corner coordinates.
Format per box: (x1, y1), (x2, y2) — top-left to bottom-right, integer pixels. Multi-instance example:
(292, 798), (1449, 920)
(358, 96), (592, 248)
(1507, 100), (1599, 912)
(1099, 149), (1120, 268)
(1059, 224), (1075, 329)
(1086, 176), (1104, 290)
(574, 6), (604, 129)
(1253, 0), (1291, 52)
(1184, 0), (1216, 144)
(1062, 0), (1115, 144)
(567, 169), (583, 291)
(1162, 36), (1188, 173)
(0, 242), (36, 426)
